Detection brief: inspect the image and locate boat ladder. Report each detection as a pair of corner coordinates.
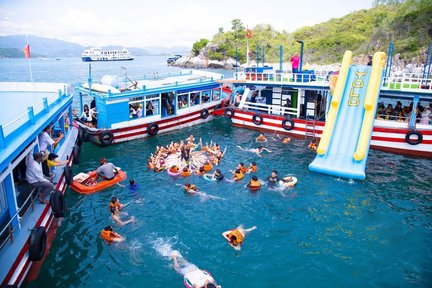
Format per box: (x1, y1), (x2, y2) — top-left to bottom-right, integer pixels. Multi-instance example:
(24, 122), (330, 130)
(304, 118), (317, 140)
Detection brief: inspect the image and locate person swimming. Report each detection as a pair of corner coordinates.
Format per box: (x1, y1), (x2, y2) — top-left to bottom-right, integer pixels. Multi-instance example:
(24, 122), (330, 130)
(100, 225), (125, 243)
(248, 162), (257, 173)
(247, 175), (261, 191)
(255, 133), (267, 142)
(236, 145), (272, 157)
(266, 170), (280, 185)
(110, 205), (135, 226)
(109, 196), (124, 211)
(183, 183), (198, 194)
(172, 253), (220, 288)
(222, 225), (257, 251)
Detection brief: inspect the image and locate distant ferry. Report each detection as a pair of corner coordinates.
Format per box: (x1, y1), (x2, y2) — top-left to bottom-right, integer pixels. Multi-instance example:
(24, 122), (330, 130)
(81, 47), (134, 62)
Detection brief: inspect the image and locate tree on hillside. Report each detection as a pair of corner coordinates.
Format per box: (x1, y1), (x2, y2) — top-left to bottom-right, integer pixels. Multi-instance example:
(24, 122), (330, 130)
(231, 19), (245, 40)
(192, 39), (209, 56)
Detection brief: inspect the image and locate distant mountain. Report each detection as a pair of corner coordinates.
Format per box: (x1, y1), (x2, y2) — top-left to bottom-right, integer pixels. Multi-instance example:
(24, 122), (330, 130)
(0, 35), (190, 58)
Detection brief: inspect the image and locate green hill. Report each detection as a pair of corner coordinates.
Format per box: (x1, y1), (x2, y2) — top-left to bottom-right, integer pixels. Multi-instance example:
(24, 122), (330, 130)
(195, 0), (432, 65)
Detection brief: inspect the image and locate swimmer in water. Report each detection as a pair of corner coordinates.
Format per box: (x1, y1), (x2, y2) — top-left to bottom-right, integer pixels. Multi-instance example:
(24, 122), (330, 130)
(255, 133), (267, 142)
(236, 145), (272, 157)
(110, 205), (135, 226)
(172, 253), (221, 288)
(222, 225), (257, 251)
(100, 225), (125, 243)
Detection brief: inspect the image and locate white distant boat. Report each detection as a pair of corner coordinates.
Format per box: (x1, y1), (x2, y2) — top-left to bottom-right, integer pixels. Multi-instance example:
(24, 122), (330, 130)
(81, 47), (134, 62)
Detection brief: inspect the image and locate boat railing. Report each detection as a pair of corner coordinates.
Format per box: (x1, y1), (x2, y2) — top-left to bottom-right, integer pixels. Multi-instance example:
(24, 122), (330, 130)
(242, 101), (297, 117)
(0, 188), (40, 251)
(142, 70), (194, 80)
(383, 75), (432, 92)
(233, 70), (330, 84)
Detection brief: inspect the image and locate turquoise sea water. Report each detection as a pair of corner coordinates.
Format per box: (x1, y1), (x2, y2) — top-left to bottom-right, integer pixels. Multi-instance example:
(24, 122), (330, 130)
(1, 57), (431, 287)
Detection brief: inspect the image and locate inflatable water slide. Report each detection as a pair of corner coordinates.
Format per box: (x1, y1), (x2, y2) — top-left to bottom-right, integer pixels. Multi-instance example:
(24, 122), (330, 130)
(309, 51), (386, 180)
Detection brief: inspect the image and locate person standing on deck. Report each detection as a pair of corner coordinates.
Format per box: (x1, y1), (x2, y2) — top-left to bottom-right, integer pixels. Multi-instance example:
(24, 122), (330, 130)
(290, 52), (300, 73)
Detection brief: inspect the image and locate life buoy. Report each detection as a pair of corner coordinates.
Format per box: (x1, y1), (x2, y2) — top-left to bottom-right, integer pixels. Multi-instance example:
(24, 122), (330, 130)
(64, 165), (73, 185)
(282, 118), (295, 131)
(73, 144), (81, 164)
(405, 130), (423, 145)
(50, 189), (66, 218)
(252, 114), (263, 125)
(29, 226), (47, 261)
(224, 108), (234, 118)
(99, 130), (114, 146)
(200, 108), (209, 119)
(147, 123), (159, 136)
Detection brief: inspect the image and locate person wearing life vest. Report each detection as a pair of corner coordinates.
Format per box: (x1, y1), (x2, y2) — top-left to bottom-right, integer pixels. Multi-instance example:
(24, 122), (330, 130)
(203, 162), (212, 172)
(282, 137), (291, 144)
(248, 162), (257, 173)
(109, 196), (124, 212)
(222, 225), (257, 251)
(172, 253), (220, 288)
(247, 175), (261, 191)
(184, 183), (198, 194)
(238, 163), (247, 174)
(194, 166), (205, 176)
(255, 133), (267, 142)
(233, 169), (244, 181)
(181, 167), (192, 177)
(169, 165), (179, 173)
(100, 226), (125, 243)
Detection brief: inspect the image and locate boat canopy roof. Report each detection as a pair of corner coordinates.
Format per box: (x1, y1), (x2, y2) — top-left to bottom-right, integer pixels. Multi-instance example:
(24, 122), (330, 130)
(0, 82), (72, 172)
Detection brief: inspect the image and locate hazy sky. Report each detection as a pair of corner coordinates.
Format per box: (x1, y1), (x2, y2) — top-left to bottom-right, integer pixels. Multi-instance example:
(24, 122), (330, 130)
(0, 0), (372, 47)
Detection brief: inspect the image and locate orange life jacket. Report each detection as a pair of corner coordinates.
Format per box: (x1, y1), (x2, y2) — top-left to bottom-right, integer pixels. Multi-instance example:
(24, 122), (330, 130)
(181, 170), (191, 177)
(170, 166), (179, 173)
(249, 179), (261, 188)
(185, 184), (197, 192)
(228, 229), (244, 244)
(203, 164), (212, 172)
(235, 172), (244, 180)
(109, 202), (121, 211)
(240, 166), (247, 174)
(101, 230), (117, 242)
(249, 165), (257, 173)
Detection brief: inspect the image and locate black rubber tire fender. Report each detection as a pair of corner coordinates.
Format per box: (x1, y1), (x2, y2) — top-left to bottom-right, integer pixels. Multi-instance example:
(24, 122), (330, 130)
(29, 226), (47, 261)
(224, 108), (235, 119)
(252, 114), (263, 125)
(200, 108), (210, 119)
(50, 189), (66, 218)
(73, 144), (81, 164)
(99, 130), (114, 146)
(147, 123), (159, 136)
(405, 130), (423, 145)
(282, 118), (295, 131)
(64, 165), (73, 185)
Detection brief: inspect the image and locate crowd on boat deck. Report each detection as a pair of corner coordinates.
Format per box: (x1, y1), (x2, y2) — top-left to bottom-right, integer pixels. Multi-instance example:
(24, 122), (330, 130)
(376, 101), (432, 124)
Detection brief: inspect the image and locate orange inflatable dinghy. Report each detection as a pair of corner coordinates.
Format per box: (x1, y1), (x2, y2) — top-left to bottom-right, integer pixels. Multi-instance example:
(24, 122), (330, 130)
(71, 170), (127, 194)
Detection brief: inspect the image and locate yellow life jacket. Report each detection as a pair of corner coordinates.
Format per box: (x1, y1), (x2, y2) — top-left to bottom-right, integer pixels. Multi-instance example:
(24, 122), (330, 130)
(249, 165), (257, 173)
(203, 164), (212, 172)
(228, 229), (244, 244)
(249, 179), (261, 187)
(181, 170), (191, 177)
(235, 172), (244, 180)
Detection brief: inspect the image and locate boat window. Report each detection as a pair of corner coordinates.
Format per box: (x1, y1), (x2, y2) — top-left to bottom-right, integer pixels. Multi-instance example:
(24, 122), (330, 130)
(212, 89), (221, 101)
(177, 92), (189, 109)
(190, 92), (200, 106)
(145, 94), (159, 117)
(201, 90), (211, 103)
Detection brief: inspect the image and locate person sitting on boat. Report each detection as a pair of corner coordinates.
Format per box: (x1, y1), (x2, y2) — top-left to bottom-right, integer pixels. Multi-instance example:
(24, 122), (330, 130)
(109, 196), (124, 211)
(80, 104), (94, 126)
(97, 158), (119, 181)
(247, 175), (261, 191)
(26, 152), (55, 204)
(47, 153), (68, 169)
(266, 170), (280, 185)
(172, 253), (220, 288)
(100, 225), (125, 243)
(237, 145), (272, 157)
(234, 91), (241, 107)
(111, 205), (135, 226)
(238, 162), (247, 174)
(146, 101), (154, 116)
(130, 105), (138, 118)
(222, 225), (257, 251)
(183, 183), (198, 194)
(136, 104), (143, 118)
(248, 162), (257, 173)
(256, 133), (267, 142)
(232, 169), (244, 181)
(38, 124), (64, 176)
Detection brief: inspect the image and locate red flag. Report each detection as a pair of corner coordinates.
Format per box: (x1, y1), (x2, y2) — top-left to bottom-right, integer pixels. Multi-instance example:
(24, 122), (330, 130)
(246, 29), (252, 39)
(23, 44), (30, 59)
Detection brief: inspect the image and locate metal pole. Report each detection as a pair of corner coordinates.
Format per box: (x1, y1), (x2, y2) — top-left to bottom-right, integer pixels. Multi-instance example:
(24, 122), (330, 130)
(279, 45), (283, 71)
(297, 40), (304, 71)
(422, 43), (431, 83)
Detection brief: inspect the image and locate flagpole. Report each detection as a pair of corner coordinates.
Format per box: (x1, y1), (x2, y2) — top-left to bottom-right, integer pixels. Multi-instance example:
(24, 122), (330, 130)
(25, 36), (33, 82)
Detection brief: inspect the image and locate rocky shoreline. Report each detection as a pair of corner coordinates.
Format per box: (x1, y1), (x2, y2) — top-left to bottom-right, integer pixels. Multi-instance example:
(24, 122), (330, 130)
(170, 52), (431, 79)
